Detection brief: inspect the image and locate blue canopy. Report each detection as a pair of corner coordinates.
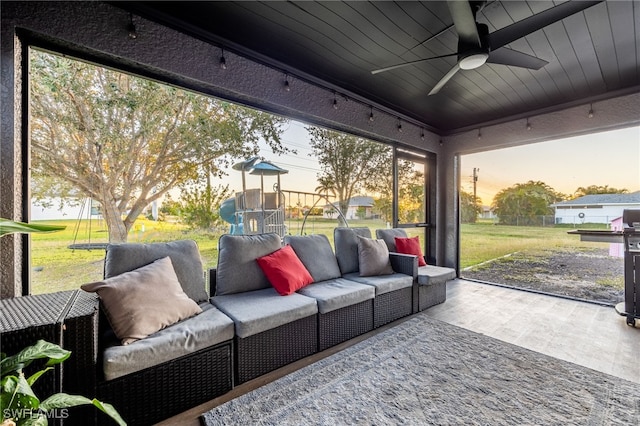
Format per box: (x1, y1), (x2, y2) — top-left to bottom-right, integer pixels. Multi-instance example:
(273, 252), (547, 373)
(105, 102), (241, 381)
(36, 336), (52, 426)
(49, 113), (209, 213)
(249, 161), (288, 176)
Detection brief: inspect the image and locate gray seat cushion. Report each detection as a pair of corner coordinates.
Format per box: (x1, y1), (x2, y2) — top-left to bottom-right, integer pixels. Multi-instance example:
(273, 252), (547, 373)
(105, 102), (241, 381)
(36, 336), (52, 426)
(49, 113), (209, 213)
(102, 303), (234, 380)
(284, 234), (341, 282)
(211, 288), (318, 338)
(216, 233), (282, 295)
(375, 228), (408, 252)
(297, 278), (375, 314)
(342, 272), (413, 295)
(104, 239), (208, 303)
(418, 265), (457, 286)
(333, 227), (372, 274)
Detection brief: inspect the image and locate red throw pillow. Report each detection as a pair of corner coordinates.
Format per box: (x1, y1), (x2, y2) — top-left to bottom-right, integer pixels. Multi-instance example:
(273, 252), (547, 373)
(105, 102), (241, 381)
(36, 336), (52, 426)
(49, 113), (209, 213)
(256, 245), (314, 296)
(394, 236), (427, 266)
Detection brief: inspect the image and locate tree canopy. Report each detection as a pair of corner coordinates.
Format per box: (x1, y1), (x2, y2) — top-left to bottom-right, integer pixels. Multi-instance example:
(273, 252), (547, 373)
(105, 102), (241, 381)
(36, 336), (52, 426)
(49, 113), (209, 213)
(573, 185), (628, 198)
(306, 127), (391, 222)
(492, 181), (565, 226)
(30, 49), (288, 242)
(460, 190), (481, 224)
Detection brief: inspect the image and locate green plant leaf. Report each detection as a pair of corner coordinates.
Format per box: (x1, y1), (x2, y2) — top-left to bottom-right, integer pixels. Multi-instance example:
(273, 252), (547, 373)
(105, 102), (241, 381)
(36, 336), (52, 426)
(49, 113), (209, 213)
(1, 373), (40, 422)
(39, 392), (92, 409)
(0, 218), (66, 236)
(15, 373), (38, 405)
(39, 394), (127, 426)
(0, 341), (70, 376)
(26, 367), (53, 387)
(91, 399), (127, 426)
(22, 415), (48, 426)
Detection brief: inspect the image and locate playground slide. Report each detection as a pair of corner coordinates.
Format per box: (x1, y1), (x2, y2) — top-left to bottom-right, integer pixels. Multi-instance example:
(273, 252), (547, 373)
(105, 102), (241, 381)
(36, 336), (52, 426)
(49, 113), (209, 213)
(219, 197), (236, 224)
(220, 197), (244, 235)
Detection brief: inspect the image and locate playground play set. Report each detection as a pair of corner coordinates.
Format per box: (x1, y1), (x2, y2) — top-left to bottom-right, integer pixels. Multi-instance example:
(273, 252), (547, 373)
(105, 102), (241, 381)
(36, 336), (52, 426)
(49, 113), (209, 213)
(219, 157), (289, 237)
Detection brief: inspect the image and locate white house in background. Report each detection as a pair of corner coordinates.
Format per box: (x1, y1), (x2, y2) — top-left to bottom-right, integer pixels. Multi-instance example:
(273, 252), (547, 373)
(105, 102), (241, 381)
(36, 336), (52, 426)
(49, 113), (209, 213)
(324, 196), (375, 220)
(480, 205), (496, 220)
(551, 191), (640, 225)
(31, 197), (98, 221)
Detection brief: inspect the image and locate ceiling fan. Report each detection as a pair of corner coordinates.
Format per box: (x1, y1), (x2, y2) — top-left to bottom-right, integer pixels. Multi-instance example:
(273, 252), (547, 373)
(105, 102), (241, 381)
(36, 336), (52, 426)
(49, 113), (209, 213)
(371, 0), (603, 95)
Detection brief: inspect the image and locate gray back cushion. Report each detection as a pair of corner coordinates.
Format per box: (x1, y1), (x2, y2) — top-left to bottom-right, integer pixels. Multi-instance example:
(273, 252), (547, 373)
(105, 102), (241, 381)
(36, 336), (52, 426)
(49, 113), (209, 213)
(375, 228), (408, 252)
(333, 227), (372, 274)
(104, 240), (208, 303)
(216, 233), (282, 295)
(284, 234), (341, 282)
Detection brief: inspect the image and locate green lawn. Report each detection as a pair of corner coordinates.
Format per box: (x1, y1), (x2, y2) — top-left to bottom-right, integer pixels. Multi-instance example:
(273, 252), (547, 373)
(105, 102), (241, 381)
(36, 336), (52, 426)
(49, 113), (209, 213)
(459, 220), (608, 268)
(29, 216), (608, 294)
(30, 217), (387, 294)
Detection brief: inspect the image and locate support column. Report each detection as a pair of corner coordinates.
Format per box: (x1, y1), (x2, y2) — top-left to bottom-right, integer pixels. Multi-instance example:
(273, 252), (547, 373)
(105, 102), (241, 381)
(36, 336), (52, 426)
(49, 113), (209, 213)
(1, 11), (25, 298)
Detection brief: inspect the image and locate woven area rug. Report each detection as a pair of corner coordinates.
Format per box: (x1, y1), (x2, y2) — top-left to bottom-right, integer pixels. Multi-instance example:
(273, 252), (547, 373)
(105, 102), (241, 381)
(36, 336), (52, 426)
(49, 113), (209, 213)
(202, 315), (639, 425)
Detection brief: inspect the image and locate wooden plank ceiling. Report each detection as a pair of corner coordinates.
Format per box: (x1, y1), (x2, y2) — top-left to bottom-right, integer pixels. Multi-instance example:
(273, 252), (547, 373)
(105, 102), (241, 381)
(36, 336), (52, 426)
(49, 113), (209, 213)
(126, 1), (640, 134)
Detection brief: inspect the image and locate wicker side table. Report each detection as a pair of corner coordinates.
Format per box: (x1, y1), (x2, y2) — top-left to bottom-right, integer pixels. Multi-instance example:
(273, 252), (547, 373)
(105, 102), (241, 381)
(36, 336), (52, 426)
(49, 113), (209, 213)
(0, 290), (77, 397)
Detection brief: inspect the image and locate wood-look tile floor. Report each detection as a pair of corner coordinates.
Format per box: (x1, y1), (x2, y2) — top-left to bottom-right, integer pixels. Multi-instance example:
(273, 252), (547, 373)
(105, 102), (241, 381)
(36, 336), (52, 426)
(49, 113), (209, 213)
(156, 279), (639, 425)
(423, 279), (640, 384)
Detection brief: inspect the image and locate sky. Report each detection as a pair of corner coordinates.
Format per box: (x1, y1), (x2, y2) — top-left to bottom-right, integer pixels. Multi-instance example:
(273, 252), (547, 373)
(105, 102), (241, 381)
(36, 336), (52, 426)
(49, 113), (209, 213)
(216, 122), (639, 207)
(213, 120), (326, 196)
(460, 126), (640, 205)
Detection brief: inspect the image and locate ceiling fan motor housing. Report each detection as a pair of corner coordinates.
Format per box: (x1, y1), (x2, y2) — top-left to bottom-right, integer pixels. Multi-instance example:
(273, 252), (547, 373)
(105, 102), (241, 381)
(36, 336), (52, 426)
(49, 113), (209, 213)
(458, 23), (490, 70)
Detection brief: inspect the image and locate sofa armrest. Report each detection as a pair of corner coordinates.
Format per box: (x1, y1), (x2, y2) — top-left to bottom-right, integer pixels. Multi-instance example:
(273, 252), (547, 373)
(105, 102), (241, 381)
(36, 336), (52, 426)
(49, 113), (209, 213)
(209, 268), (218, 297)
(389, 252), (418, 278)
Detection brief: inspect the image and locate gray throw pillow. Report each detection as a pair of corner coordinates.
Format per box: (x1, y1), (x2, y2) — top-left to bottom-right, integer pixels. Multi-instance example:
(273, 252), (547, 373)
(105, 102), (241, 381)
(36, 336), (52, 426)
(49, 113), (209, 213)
(284, 234), (341, 282)
(82, 256), (202, 345)
(357, 236), (394, 276)
(216, 233), (282, 295)
(334, 227), (372, 274)
(375, 228), (408, 252)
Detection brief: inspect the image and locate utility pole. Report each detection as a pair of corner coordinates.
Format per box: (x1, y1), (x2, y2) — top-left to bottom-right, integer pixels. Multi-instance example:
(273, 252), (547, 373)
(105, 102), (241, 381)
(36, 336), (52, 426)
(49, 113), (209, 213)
(473, 168), (479, 202)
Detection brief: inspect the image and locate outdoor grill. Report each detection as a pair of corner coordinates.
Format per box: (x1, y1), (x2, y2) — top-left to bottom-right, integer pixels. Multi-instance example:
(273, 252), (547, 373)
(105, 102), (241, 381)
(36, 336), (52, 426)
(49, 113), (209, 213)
(616, 209), (640, 327)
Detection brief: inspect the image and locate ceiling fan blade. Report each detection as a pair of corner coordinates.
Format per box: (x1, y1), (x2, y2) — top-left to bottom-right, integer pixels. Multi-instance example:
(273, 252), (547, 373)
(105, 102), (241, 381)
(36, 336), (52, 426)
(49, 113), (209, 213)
(447, 0), (481, 48)
(487, 47), (548, 70)
(371, 53), (457, 75)
(428, 63), (461, 96)
(488, 0), (604, 50)
(406, 24), (454, 53)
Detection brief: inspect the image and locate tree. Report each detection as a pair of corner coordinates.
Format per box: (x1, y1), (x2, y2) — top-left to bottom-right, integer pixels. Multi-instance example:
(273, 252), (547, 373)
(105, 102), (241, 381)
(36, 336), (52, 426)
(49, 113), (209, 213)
(492, 181), (565, 226)
(573, 185), (628, 198)
(460, 190), (481, 223)
(159, 193), (182, 217)
(373, 158), (417, 224)
(30, 49), (288, 242)
(180, 183), (231, 231)
(306, 127), (390, 222)
(397, 161), (424, 224)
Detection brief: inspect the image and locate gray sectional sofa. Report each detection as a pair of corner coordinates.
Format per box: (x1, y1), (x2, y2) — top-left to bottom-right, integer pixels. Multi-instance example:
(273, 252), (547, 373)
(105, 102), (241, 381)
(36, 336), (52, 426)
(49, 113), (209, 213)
(80, 228), (452, 424)
(210, 228), (415, 383)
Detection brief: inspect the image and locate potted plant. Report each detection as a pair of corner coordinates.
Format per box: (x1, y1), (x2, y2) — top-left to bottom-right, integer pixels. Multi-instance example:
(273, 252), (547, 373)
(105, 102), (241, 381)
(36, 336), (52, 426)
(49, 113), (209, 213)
(1, 340), (125, 425)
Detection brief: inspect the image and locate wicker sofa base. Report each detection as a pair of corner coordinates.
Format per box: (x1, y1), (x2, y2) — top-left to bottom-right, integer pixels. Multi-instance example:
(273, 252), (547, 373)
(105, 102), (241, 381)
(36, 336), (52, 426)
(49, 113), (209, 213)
(373, 286), (413, 328)
(318, 299), (374, 351)
(418, 280), (447, 311)
(236, 314), (318, 385)
(96, 341), (233, 426)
